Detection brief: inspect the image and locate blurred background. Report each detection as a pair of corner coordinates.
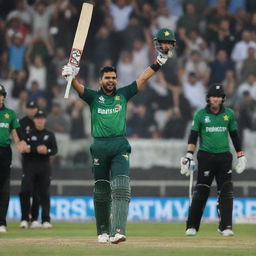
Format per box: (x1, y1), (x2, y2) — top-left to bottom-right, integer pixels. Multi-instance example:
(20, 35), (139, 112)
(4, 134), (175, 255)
(1, 0), (256, 221)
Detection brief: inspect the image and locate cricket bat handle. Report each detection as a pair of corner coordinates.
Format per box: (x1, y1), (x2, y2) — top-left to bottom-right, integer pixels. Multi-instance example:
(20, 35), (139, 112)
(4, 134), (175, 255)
(64, 76), (73, 99)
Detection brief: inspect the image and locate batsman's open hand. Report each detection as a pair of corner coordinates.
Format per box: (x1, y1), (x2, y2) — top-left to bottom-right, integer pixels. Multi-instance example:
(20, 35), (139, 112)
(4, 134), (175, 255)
(62, 64), (80, 80)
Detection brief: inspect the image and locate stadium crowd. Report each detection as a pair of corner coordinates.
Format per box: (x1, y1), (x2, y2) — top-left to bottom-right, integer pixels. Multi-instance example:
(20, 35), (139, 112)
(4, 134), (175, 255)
(1, 0), (256, 142)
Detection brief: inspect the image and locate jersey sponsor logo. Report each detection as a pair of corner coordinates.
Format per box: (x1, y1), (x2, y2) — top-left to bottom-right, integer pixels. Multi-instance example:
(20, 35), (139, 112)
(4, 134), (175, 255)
(0, 122), (9, 128)
(227, 169), (232, 174)
(205, 127), (227, 132)
(204, 116), (210, 123)
(97, 104), (122, 114)
(98, 96), (105, 104)
(4, 113), (10, 119)
(223, 115), (229, 121)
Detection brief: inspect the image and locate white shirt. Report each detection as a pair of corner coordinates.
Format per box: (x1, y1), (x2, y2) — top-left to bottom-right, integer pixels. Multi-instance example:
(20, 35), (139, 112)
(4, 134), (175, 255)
(110, 4), (133, 31)
(183, 80), (206, 110)
(237, 81), (256, 100)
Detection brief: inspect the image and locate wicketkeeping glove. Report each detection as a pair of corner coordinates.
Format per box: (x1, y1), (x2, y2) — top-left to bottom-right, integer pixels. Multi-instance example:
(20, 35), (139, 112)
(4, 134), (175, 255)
(62, 64), (80, 80)
(180, 152), (196, 176)
(235, 152), (247, 174)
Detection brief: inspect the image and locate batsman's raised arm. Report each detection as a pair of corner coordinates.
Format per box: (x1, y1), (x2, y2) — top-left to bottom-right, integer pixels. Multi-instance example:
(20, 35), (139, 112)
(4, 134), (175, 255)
(137, 28), (176, 90)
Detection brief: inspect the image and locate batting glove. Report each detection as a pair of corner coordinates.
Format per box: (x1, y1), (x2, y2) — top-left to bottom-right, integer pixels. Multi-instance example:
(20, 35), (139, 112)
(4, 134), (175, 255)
(235, 152), (247, 174)
(62, 64), (80, 80)
(180, 152), (196, 176)
(156, 52), (169, 66)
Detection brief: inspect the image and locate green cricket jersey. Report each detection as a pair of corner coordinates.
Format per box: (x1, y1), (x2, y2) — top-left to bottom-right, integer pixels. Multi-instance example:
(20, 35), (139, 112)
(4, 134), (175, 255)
(191, 106), (237, 153)
(80, 81), (138, 138)
(0, 106), (20, 146)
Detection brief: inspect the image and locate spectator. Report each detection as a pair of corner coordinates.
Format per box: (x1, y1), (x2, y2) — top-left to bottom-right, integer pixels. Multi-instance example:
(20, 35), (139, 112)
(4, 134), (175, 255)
(177, 3), (201, 35)
(182, 72), (206, 111)
(26, 55), (47, 91)
(8, 32), (27, 71)
(66, 99), (86, 139)
(237, 91), (256, 146)
(209, 49), (234, 85)
(231, 30), (256, 79)
(117, 51), (135, 87)
(46, 102), (70, 134)
(241, 46), (256, 82)
(237, 74), (256, 101)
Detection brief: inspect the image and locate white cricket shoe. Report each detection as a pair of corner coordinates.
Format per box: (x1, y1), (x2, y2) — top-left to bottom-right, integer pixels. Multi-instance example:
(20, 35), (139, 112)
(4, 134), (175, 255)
(42, 222), (53, 229)
(98, 233), (109, 243)
(185, 228), (197, 236)
(218, 229), (234, 236)
(0, 225), (7, 233)
(30, 221), (42, 229)
(20, 220), (29, 229)
(110, 233), (126, 244)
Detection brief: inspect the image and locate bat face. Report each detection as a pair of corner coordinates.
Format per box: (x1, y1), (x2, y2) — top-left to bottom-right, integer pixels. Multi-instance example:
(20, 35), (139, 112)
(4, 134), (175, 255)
(69, 48), (83, 67)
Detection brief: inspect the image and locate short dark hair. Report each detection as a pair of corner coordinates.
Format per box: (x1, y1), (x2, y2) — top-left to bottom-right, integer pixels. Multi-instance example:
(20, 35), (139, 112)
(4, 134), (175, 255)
(99, 66), (117, 78)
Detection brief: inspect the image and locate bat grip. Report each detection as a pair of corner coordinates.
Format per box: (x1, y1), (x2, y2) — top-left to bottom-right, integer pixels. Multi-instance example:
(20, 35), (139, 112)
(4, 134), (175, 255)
(64, 76), (72, 99)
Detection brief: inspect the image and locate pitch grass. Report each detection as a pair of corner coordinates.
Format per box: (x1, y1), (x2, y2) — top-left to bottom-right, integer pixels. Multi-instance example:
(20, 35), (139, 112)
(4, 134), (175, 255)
(0, 222), (255, 256)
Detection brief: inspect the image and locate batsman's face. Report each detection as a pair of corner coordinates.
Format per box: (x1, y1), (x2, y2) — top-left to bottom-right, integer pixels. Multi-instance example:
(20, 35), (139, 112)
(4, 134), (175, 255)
(99, 72), (117, 94)
(159, 41), (175, 53)
(209, 96), (223, 108)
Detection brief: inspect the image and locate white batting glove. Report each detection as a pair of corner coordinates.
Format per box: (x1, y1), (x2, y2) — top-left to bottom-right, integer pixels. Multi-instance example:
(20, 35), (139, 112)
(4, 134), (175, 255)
(62, 64), (80, 80)
(156, 52), (169, 66)
(235, 152), (247, 174)
(180, 152), (196, 176)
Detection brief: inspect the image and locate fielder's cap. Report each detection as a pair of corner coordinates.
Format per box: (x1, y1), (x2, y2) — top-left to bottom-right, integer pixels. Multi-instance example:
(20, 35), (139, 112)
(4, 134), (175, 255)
(26, 100), (37, 108)
(34, 110), (46, 118)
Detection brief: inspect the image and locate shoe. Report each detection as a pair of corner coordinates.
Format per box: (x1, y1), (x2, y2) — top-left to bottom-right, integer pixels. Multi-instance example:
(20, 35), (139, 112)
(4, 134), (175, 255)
(98, 233), (109, 243)
(20, 220), (29, 229)
(42, 222), (52, 229)
(110, 233), (126, 244)
(30, 221), (42, 229)
(185, 228), (197, 236)
(0, 225), (7, 233)
(217, 229), (234, 236)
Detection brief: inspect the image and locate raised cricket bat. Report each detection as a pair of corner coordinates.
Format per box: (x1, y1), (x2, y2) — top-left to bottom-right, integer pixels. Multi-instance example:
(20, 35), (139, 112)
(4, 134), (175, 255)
(64, 2), (93, 99)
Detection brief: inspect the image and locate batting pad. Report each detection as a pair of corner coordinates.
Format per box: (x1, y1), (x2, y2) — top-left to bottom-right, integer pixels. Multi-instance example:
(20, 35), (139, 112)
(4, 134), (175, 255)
(94, 180), (111, 235)
(110, 175), (131, 236)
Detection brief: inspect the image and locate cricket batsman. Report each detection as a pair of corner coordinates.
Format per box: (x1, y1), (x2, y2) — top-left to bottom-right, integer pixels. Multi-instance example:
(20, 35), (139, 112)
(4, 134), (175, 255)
(180, 83), (247, 236)
(62, 28), (176, 243)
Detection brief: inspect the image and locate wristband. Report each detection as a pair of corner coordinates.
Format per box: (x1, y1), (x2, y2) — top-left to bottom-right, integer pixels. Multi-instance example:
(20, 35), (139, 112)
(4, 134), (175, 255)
(150, 62), (161, 72)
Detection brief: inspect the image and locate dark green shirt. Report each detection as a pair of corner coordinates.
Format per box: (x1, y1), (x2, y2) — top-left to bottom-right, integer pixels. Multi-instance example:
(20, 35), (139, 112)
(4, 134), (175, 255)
(0, 106), (20, 146)
(80, 81), (138, 138)
(191, 106), (237, 153)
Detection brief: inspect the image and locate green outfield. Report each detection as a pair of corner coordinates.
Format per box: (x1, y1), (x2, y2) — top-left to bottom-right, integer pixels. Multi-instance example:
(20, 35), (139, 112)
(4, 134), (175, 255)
(0, 222), (255, 256)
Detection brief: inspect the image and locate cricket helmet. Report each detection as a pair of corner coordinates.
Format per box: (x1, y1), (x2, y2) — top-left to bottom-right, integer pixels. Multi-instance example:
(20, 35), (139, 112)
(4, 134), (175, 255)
(154, 28), (176, 42)
(206, 83), (226, 103)
(0, 84), (7, 97)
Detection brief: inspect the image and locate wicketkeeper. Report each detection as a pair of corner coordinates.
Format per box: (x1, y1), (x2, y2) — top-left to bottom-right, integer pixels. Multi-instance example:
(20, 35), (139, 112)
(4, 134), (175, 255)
(180, 84), (247, 236)
(62, 28), (176, 244)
